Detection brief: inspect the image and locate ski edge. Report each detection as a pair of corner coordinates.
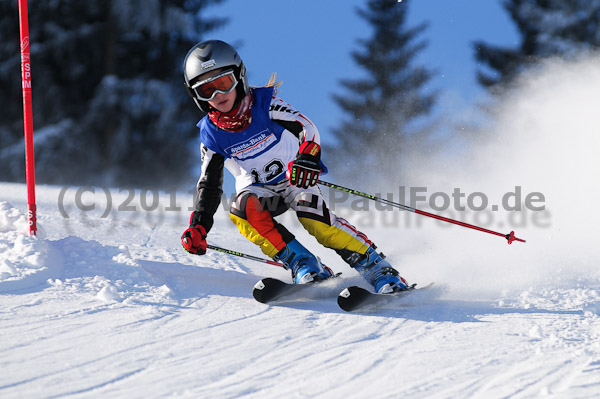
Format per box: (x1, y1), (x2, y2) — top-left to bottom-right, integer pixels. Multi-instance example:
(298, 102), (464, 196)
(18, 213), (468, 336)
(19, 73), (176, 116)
(337, 283), (435, 312)
(252, 273), (342, 304)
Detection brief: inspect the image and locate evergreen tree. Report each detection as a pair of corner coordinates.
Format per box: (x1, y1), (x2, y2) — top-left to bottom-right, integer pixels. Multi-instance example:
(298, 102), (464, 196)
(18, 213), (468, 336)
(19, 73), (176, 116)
(328, 0), (435, 185)
(474, 0), (600, 91)
(0, 0), (226, 186)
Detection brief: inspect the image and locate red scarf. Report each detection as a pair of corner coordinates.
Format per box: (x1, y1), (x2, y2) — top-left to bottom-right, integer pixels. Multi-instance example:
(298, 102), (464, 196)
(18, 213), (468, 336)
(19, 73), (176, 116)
(208, 93), (253, 132)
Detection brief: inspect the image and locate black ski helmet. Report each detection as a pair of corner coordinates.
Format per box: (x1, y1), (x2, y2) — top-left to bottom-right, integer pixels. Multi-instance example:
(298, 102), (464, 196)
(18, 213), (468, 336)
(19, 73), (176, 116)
(183, 40), (249, 112)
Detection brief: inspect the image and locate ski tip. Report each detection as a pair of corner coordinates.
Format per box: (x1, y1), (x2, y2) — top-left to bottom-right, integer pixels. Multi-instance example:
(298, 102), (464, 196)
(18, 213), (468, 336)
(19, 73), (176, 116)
(252, 285), (269, 303)
(337, 283), (436, 312)
(252, 277), (298, 304)
(252, 278), (283, 303)
(337, 286), (372, 312)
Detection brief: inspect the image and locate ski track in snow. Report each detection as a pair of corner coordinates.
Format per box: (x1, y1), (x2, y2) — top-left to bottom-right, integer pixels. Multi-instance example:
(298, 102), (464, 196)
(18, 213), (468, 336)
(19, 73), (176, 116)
(1, 183), (599, 399)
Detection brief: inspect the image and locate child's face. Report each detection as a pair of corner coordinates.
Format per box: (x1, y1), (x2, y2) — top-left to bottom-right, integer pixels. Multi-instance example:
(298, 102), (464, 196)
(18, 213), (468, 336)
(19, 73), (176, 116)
(207, 89), (237, 113)
(196, 67), (238, 113)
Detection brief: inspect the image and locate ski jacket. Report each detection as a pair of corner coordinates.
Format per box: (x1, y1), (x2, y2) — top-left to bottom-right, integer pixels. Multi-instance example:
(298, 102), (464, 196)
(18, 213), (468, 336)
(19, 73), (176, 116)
(192, 86), (321, 232)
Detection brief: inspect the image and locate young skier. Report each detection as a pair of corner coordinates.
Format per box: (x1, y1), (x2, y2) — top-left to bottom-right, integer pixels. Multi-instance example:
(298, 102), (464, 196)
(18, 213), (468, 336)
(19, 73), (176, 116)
(181, 40), (409, 293)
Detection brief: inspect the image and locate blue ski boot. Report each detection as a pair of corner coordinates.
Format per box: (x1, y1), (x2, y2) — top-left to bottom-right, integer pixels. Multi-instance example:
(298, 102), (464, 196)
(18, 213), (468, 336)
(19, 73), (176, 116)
(274, 239), (333, 284)
(353, 245), (408, 294)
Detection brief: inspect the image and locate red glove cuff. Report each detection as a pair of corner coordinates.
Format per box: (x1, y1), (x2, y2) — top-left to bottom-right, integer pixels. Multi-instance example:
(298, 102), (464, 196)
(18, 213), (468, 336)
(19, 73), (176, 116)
(298, 141), (321, 158)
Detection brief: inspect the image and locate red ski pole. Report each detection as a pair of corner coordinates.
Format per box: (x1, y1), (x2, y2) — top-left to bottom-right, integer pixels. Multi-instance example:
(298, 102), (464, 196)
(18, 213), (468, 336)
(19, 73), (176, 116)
(318, 180), (526, 245)
(18, 0), (37, 236)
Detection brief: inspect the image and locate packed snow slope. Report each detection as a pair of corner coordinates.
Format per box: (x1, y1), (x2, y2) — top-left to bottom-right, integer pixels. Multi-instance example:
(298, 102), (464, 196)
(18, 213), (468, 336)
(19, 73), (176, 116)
(2, 55), (600, 399)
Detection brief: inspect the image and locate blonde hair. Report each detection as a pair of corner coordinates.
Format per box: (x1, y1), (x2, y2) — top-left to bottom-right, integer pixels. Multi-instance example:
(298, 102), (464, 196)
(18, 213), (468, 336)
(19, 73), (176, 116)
(264, 72), (283, 94)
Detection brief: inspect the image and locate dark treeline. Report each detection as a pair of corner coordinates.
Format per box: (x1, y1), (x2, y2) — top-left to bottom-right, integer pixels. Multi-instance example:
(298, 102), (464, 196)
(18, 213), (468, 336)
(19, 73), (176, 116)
(1, 0), (599, 188)
(0, 0), (225, 187)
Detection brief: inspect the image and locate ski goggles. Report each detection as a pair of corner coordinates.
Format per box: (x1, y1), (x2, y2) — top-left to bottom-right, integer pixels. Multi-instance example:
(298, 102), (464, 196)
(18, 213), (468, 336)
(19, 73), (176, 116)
(190, 70), (238, 101)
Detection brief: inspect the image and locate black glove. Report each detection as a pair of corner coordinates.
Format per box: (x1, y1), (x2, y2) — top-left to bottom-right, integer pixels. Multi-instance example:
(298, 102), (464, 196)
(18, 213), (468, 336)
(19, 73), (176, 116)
(287, 141), (321, 189)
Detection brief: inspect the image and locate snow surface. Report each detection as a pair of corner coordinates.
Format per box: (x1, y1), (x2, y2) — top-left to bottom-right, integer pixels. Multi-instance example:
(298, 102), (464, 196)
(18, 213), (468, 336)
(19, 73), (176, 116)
(2, 55), (600, 398)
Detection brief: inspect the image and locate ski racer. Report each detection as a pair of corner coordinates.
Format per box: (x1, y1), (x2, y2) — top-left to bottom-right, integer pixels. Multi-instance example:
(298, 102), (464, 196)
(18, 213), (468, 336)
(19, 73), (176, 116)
(180, 40), (409, 294)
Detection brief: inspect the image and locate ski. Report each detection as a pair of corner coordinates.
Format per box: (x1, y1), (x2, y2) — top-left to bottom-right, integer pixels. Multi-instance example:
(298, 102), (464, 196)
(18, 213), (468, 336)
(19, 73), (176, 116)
(337, 283), (435, 312)
(252, 274), (341, 304)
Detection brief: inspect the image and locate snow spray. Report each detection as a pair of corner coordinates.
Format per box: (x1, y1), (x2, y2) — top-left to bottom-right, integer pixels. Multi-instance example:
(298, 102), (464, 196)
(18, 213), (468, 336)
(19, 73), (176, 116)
(378, 53), (600, 297)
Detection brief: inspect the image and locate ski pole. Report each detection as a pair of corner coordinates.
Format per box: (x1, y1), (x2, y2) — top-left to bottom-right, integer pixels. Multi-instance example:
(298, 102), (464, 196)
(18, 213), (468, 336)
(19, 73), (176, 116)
(207, 244), (284, 267)
(318, 180), (526, 245)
